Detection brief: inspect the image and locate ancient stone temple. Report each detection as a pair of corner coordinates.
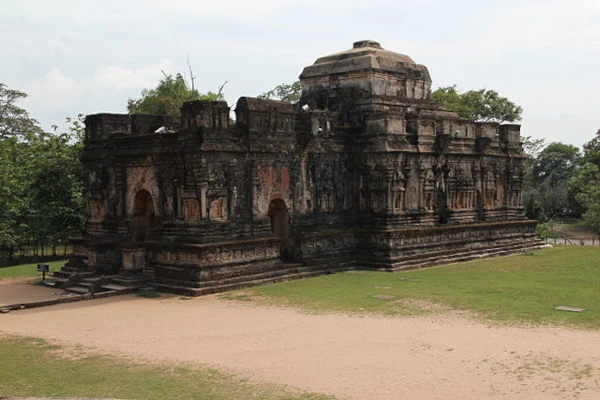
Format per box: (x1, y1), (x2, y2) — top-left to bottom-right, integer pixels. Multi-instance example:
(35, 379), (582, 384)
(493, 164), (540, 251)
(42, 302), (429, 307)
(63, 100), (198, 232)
(59, 40), (545, 295)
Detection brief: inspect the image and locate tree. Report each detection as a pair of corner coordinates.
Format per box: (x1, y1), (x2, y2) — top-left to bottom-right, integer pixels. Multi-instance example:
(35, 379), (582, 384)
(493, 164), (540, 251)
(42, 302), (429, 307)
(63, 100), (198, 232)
(431, 85), (522, 124)
(571, 163), (600, 234)
(521, 136), (547, 220)
(0, 83), (43, 139)
(258, 81), (301, 103)
(127, 73), (224, 118)
(534, 143), (580, 187)
(581, 128), (600, 166)
(27, 126), (85, 255)
(571, 129), (600, 234)
(0, 137), (31, 257)
(0, 83), (46, 258)
(522, 142), (581, 219)
(0, 85), (85, 260)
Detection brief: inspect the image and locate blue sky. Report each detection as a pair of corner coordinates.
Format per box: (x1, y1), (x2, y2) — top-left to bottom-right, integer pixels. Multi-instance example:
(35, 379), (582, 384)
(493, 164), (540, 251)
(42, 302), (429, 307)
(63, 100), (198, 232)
(2, 0), (599, 147)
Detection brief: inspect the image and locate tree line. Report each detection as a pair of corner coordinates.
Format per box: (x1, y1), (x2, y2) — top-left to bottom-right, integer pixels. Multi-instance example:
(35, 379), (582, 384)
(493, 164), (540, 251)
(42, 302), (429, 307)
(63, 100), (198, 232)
(0, 84), (85, 261)
(1, 76), (599, 263)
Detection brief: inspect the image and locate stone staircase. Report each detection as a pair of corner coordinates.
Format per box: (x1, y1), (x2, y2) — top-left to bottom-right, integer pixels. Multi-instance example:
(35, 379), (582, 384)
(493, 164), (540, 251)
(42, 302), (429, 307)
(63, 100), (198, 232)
(47, 258), (151, 296)
(98, 270), (152, 293)
(46, 257), (97, 290)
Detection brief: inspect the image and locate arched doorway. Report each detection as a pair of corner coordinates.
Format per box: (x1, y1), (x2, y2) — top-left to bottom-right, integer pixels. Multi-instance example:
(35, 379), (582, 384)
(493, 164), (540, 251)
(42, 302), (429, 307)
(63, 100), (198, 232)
(132, 190), (155, 241)
(268, 199), (293, 262)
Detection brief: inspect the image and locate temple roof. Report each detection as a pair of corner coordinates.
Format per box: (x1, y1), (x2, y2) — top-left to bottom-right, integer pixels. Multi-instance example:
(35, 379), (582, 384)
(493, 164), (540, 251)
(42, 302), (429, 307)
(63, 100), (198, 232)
(317, 40), (416, 64)
(300, 40), (430, 82)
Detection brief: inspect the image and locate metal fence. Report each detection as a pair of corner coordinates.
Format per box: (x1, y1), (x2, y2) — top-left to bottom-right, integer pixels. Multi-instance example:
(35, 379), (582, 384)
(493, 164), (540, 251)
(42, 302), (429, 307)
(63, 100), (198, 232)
(0, 241), (72, 267)
(544, 236), (600, 246)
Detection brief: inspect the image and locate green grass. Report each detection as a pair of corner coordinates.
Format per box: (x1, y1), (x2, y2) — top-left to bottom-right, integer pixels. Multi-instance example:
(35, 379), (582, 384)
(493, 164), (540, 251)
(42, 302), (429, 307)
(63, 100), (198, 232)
(221, 247), (600, 329)
(0, 336), (334, 400)
(0, 260), (66, 281)
(137, 288), (161, 298)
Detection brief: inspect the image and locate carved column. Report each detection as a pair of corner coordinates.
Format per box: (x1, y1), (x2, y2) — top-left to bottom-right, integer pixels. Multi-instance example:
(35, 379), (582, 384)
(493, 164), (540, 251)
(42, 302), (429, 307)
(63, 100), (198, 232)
(173, 178), (181, 218)
(384, 168), (395, 213)
(199, 182), (208, 219)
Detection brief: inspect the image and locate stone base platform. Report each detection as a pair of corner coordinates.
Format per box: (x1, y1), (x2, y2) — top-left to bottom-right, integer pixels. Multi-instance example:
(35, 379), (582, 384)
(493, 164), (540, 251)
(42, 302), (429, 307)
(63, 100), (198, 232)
(136, 220), (545, 296)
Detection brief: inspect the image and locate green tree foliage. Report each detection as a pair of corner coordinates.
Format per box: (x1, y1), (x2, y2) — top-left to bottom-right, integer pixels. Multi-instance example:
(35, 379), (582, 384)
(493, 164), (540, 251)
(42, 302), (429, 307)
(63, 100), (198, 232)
(127, 73), (224, 117)
(0, 137), (31, 255)
(571, 163), (600, 234)
(534, 143), (581, 186)
(571, 130), (600, 234)
(258, 81), (302, 103)
(521, 136), (546, 186)
(0, 83), (85, 260)
(27, 119), (85, 253)
(521, 136), (547, 220)
(0, 83), (43, 140)
(581, 129), (600, 166)
(431, 85), (523, 124)
(522, 142), (581, 220)
(536, 143), (581, 218)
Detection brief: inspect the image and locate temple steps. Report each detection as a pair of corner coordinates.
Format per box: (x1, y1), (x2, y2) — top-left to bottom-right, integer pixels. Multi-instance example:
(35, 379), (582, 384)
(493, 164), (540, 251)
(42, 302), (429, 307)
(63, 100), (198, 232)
(53, 270), (74, 279)
(98, 271), (151, 293)
(49, 260), (149, 296)
(101, 283), (138, 292)
(63, 286), (91, 294)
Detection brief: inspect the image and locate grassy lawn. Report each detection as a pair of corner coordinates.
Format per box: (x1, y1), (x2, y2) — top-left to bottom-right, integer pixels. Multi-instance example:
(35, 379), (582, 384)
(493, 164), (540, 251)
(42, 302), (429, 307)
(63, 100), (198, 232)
(221, 246), (600, 329)
(0, 260), (66, 282)
(0, 336), (334, 400)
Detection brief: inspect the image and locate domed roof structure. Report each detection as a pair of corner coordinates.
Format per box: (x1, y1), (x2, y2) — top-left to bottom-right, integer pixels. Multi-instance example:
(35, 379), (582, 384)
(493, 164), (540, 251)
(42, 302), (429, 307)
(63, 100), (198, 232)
(300, 40), (432, 102)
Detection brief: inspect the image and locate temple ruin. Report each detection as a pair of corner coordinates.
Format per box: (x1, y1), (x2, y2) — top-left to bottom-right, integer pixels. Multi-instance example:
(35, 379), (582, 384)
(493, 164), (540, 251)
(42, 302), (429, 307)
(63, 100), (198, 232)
(56, 40), (545, 295)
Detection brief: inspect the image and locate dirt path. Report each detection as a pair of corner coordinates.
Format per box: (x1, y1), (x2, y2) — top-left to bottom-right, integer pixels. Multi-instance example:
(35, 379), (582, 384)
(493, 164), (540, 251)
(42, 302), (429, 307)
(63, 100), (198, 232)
(553, 225), (598, 241)
(1, 294), (600, 399)
(0, 280), (65, 306)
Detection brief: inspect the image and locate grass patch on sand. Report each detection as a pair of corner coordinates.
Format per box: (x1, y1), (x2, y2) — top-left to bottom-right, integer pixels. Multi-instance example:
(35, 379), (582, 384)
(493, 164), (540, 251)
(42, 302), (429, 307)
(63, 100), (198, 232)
(136, 288), (161, 298)
(0, 260), (66, 282)
(0, 335), (334, 400)
(221, 246), (600, 329)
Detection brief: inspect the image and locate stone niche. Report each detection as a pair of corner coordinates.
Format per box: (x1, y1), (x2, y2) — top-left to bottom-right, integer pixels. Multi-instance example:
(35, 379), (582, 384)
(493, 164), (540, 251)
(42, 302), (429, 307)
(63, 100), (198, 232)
(65, 40), (545, 296)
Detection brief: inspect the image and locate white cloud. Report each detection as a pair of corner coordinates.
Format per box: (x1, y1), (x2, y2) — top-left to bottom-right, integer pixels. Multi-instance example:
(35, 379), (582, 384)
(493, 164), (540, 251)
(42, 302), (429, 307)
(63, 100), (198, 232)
(464, 0), (600, 52)
(24, 69), (79, 108)
(90, 60), (174, 93)
(21, 60), (175, 129)
(5, 0), (435, 24)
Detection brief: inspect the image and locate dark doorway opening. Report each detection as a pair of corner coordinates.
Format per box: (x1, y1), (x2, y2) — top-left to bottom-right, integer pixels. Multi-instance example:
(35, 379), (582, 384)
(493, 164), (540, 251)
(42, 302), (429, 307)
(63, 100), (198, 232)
(268, 199), (294, 262)
(132, 190), (155, 241)
(437, 188), (449, 224)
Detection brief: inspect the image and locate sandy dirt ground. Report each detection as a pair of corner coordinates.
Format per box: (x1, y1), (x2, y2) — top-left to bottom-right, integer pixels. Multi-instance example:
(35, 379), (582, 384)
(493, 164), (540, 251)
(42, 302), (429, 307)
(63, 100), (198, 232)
(0, 279), (68, 306)
(1, 289), (600, 400)
(553, 225), (598, 241)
